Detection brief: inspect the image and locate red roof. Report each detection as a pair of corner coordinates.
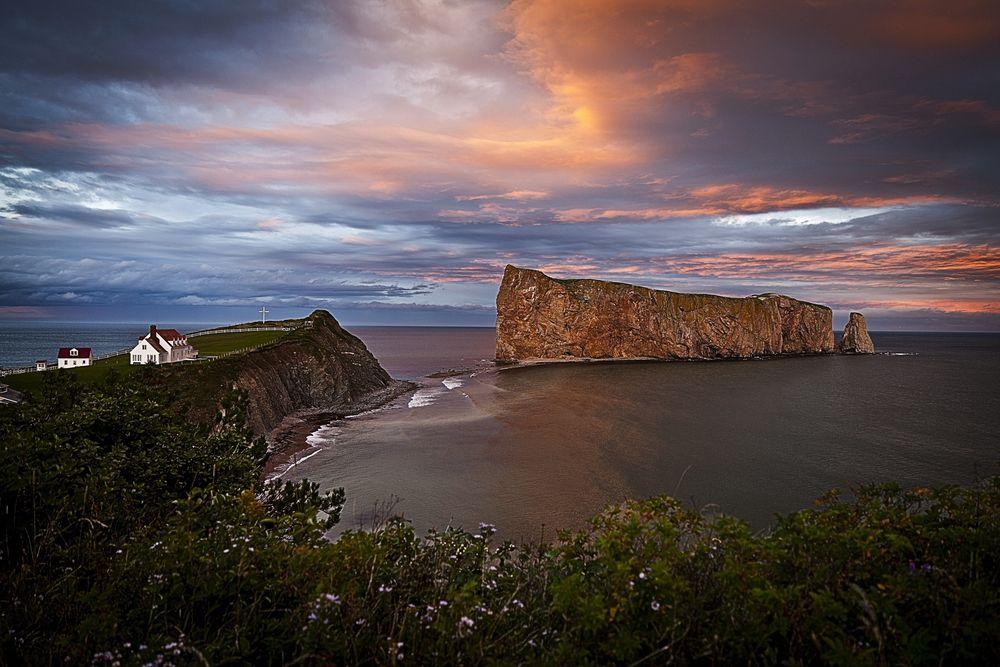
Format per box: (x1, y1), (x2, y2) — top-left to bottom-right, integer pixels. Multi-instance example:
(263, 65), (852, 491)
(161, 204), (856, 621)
(157, 328), (185, 341)
(57, 347), (92, 359)
(144, 337), (167, 355)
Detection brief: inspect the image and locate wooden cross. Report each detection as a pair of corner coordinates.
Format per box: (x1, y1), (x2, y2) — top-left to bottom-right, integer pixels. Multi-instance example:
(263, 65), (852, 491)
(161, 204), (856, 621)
(259, 306), (269, 323)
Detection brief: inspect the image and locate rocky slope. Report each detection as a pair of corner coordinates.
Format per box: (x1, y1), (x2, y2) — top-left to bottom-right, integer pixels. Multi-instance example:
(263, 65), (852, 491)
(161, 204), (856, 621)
(162, 310), (409, 441)
(496, 265), (840, 361)
(838, 312), (875, 354)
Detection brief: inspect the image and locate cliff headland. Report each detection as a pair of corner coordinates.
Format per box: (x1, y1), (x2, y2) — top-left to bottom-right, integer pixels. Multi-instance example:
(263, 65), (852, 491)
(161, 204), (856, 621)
(157, 309), (412, 445)
(496, 265), (873, 362)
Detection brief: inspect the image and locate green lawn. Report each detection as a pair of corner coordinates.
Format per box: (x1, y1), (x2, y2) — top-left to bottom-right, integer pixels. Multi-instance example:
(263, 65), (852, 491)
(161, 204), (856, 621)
(190, 329), (287, 356)
(3, 354), (130, 395)
(3, 329), (289, 396)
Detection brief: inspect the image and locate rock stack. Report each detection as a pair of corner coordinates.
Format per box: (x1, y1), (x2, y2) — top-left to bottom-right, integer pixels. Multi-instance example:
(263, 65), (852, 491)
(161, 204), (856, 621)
(838, 312), (875, 354)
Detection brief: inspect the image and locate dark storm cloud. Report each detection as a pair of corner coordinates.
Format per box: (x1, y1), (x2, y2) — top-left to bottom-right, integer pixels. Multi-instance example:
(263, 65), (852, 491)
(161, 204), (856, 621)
(0, 254), (433, 308)
(0, 1), (332, 129)
(0, 2), (322, 83)
(2, 202), (167, 229)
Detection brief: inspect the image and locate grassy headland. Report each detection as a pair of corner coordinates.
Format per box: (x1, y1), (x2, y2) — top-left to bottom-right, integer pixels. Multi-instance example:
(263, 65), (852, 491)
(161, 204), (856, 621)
(1, 370), (997, 664)
(181, 328), (288, 357)
(2, 327), (291, 395)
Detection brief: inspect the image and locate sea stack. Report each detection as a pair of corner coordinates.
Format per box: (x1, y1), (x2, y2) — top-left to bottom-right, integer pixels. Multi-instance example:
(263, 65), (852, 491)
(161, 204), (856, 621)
(838, 312), (875, 354)
(496, 265), (837, 362)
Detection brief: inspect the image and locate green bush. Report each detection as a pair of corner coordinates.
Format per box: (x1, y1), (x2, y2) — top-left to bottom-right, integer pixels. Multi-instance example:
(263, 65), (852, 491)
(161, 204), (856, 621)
(2, 374), (998, 664)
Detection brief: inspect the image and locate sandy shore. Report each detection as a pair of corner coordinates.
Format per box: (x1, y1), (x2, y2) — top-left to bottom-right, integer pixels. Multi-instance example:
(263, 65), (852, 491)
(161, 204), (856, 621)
(265, 355), (500, 482)
(263, 380), (417, 477)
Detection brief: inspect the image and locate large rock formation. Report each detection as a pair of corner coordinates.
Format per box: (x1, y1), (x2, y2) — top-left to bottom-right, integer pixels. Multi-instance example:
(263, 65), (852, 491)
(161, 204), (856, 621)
(838, 312), (875, 354)
(163, 310), (409, 440)
(496, 265), (837, 361)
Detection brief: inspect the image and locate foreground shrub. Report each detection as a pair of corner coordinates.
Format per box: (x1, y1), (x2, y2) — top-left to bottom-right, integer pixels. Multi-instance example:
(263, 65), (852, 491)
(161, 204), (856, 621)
(2, 375), (997, 664)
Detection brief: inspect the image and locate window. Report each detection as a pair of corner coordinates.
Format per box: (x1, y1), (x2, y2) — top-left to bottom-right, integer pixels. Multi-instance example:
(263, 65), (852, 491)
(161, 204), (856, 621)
(142, 344), (147, 350)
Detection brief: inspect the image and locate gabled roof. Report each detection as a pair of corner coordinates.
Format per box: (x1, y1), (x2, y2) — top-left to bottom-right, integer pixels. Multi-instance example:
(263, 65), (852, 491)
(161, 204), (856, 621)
(157, 328), (185, 341)
(57, 347), (91, 359)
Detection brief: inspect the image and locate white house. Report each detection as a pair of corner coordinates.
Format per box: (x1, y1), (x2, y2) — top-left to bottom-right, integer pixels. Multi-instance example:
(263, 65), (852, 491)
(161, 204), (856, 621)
(35, 360), (48, 372)
(130, 325), (198, 365)
(57, 347), (92, 369)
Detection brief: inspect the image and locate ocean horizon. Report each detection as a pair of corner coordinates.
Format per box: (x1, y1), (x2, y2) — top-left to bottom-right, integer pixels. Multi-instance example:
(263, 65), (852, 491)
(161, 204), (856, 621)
(3, 319), (996, 369)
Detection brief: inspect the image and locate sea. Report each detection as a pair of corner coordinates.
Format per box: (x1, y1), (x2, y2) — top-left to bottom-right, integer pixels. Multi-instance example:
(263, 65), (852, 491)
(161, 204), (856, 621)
(4, 323), (998, 541)
(283, 328), (1000, 541)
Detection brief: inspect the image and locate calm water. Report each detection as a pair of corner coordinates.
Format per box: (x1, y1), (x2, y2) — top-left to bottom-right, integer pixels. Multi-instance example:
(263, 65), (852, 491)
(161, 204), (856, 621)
(286, 329), (1000, 541)
(0, 321), (221, 367)
(350, 326), (497, 381)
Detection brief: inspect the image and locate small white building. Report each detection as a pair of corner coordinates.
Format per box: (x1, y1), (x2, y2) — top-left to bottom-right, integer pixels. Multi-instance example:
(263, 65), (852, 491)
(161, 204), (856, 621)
(57, 347), (91, 369)
(130, 325), (198, 365)
(35, 360), (48, 372)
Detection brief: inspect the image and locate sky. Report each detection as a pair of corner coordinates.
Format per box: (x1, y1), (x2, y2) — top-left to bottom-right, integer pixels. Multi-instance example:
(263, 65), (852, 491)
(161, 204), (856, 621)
(0, 0), (998, 330)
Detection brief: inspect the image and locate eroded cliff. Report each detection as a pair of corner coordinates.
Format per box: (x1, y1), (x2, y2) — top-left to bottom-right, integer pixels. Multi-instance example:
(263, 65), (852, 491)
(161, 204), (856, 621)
(496, 265), (838, 361)
(162, 310), (407, 440)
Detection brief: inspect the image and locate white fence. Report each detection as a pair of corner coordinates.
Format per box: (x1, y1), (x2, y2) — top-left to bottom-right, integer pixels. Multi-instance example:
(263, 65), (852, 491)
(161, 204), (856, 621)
(188, 325), (302, 337)
(0, 366), (34, 377)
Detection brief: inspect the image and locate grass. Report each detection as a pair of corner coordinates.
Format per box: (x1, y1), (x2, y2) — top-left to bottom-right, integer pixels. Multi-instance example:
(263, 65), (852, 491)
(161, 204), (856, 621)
(3, 354), (131, 394)
(3, 329), (289, 396)
(190, 329), (287, 356)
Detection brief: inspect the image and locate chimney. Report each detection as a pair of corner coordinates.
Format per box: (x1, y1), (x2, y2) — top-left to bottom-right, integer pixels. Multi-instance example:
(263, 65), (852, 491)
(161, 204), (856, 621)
(150, 324), (157, 338)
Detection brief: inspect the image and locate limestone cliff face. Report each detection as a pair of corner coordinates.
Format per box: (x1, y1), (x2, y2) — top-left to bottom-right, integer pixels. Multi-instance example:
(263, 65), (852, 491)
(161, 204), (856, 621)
(838, 312), (875, 354)
(496, 266), (836, 361)
(167, 310), (401, 439)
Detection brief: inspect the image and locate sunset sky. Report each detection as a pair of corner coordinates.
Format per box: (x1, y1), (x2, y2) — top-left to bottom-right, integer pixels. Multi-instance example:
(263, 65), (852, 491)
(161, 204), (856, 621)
(1, 0), (998, 329)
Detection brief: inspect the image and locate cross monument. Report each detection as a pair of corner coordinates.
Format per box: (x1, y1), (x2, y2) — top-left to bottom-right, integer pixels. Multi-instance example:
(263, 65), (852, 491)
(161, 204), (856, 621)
(259, 306), (269, 323)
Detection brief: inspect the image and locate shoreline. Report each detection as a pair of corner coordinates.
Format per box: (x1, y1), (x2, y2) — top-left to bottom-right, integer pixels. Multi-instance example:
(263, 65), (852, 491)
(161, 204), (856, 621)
(263, 380), (417, 478)
(266, 357), (499, 481)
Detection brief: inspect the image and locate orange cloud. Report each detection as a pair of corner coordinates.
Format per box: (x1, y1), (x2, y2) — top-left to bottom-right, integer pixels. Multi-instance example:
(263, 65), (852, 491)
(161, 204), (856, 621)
(657, 244), (1000, 282)
(553, 185), (953, 222)
(5, 118), (637, 201)
(850, 298), (1000, 314)
(504, 0), (734, 137)
(455, 190), (549, 202)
